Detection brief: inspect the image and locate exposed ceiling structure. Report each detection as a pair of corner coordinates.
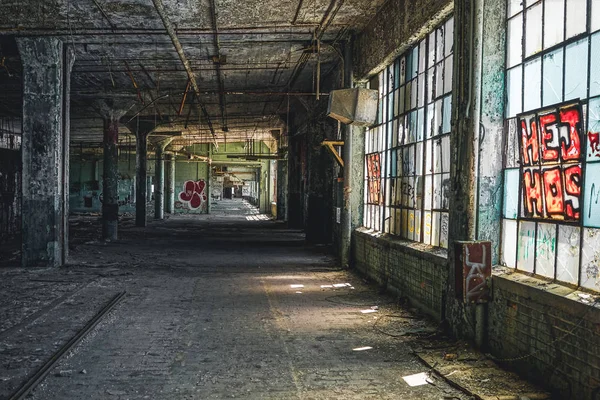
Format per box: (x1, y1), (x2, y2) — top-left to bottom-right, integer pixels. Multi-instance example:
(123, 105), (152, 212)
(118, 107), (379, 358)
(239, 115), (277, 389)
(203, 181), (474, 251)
(0, 0), (386, 151)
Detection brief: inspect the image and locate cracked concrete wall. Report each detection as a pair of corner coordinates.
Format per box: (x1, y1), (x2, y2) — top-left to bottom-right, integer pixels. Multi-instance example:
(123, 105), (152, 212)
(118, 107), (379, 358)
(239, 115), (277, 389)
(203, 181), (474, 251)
(354, 0), (453, 80)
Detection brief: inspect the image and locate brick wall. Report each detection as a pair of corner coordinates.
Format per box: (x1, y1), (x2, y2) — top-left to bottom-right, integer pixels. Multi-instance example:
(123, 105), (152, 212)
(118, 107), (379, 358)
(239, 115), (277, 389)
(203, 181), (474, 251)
(352, 228), (448, 321)
(488, 272), (600, 400)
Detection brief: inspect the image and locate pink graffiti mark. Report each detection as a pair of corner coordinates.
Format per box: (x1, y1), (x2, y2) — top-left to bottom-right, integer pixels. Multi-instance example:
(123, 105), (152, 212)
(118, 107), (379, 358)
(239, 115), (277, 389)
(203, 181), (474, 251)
(178, 180), (207, 210)
(589, 131), (600, 158)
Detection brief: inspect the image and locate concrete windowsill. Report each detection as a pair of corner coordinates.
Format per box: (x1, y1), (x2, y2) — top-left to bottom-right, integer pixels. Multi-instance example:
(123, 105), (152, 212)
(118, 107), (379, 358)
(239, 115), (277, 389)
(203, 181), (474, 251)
(354, 227), (448, 265)
(492, 267), (600, 322)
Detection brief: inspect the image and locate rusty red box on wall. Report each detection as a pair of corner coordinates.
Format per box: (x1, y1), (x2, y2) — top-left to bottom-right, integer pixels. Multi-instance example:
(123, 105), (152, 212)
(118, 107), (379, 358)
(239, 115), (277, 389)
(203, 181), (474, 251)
(454, 241), (492, 304)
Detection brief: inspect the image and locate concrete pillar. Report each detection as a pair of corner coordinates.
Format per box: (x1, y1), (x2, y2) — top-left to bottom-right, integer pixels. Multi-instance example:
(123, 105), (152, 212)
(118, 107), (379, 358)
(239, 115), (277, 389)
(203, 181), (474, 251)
(128, 120), (156, 227)
(17, 37), (73, 267)
(447, 0), (486, 342)
(102, 117), (119, 240)
(276, 159), (288, 221)
(165, 154), (176, 213)
(135, 131), (148, 226)
(154, 138), (173, 219)
(340, 40), (355, 268)
(93, 99), (135, 240)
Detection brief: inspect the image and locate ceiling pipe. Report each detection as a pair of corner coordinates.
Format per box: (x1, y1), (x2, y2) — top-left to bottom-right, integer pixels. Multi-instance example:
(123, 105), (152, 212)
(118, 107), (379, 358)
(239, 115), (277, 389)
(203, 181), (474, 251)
(150, 0), (217, 146)
(208, 0), (228, 133)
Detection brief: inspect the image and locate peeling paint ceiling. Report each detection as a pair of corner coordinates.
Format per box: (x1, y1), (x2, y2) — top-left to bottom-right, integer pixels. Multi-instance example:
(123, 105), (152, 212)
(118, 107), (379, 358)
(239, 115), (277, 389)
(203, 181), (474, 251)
(0, 0), (386, 148)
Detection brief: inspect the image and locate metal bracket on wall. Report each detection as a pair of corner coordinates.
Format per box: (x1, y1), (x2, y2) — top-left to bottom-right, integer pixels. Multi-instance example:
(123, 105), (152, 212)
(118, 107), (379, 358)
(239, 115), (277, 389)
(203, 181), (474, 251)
(321, 140), (344, 168)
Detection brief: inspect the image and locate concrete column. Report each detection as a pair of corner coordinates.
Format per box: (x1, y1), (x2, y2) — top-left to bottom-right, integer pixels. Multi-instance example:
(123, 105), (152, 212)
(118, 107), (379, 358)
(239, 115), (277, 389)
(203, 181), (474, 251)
(128, 120), (156, 227)
(135, 131), (148, 226)
(447, 0), (487, 342)
(154, 138), (173, 219)
(17, 37), (73, 267)
(102, 117), (120, 240)
(94, 99), (135, 241)
(165, 154), (176, 213)
(340, 40), (355, 268)
(276, 159), (288, 221)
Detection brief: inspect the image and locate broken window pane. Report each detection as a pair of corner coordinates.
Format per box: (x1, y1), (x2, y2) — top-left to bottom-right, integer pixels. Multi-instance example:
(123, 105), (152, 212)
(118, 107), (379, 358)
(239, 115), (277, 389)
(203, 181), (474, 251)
(583, 161), (600, 226)
(523, 57), (542, 111)
(428, 31), (436, 66)
(427, 67), (435, 104)
(435, 61), (444, 99)
(556, 225), (580, 283)
(442, 95), (452, 134)
(426, 102), (435, 139)
(445, 18), (454, 57)
(436, 26), (445, 62)
(416, 142), (424, 175)
(441, 135), (450, 172)
(418, 73), (426, 108)
(566, 0), (587, 39)
(444, 55), (453, 94)
(423, 211), (432, 245)
(431, 211), (441, 246)
(564, 38), (589, 101)
(424, 174), (433, 210)
(588, 97), (600, 161)
(417, 107), (425, 141)
(525, 3), (543, 57)
(517, 221), (536, 272)
(534, 223), (556, 278)
(435, 99), (443, 136)
(581, 228), (600, 291)
(542, 48), (564, 106)
(440, 212), (449, 248)
(419, 40), (427, 73)
(544, 0), (564, 49)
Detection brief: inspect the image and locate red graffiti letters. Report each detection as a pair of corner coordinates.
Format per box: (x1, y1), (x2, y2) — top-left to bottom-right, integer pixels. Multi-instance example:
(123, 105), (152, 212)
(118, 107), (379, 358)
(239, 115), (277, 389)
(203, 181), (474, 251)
(588, 131), (600, 159)
(178, 180), (207, 210)
(518, 102), (583, 221)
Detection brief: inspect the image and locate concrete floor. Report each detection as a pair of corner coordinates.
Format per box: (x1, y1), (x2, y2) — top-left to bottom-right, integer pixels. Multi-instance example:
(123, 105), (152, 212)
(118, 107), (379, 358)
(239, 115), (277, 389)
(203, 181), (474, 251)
(1, 199), (473, 399)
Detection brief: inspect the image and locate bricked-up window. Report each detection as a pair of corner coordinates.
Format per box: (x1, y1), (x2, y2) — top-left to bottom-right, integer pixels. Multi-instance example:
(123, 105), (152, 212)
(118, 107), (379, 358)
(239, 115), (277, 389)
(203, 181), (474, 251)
(363, 17), (454, 248)
(501, 0), (600, 292)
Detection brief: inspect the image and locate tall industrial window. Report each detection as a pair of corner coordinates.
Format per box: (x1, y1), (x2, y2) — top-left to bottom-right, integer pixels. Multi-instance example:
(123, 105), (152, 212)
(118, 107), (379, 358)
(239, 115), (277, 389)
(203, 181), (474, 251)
(501, 0), (600, 292)
(364, 17), (454, 248)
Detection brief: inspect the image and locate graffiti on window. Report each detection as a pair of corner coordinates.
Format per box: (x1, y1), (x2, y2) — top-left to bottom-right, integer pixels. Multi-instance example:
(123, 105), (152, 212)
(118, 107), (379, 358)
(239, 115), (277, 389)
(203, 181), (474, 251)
(366, 153), (382, 204)
(518, 101), (583, 221)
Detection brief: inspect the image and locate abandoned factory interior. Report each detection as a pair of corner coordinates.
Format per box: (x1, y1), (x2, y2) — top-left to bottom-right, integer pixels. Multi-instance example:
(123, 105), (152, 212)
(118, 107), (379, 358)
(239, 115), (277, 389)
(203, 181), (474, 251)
(1, 0), (600, 399)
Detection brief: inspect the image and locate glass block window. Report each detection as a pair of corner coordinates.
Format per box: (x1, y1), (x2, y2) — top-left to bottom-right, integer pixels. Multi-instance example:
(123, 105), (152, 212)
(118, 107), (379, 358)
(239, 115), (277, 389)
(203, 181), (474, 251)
(363, 17), (454, 248)
(501, 0), (600, 292)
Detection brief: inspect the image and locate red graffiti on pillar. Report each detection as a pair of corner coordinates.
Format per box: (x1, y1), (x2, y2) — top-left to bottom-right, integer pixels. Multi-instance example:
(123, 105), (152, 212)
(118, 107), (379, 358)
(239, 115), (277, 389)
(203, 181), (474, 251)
(517, 101), (583, 221)
(178, 180), (207, 210)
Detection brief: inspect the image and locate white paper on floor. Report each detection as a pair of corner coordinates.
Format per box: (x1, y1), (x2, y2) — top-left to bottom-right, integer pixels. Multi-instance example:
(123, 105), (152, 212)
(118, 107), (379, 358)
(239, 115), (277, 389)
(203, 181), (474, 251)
(402, 372), (431, 387)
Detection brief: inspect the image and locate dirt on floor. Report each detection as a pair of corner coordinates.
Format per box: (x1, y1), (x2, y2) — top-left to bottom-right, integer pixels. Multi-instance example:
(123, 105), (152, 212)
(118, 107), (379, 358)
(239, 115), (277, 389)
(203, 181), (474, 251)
(0, 199), (551, 400)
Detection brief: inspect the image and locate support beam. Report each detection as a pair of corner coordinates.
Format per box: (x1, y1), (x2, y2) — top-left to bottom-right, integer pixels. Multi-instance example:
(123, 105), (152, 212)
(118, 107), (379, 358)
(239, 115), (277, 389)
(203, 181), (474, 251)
(102, 117), (120, 240)
(128, 120), (157, 227)
(17, 37), (73, 267)
(165, 154), (176, 213)
(154, 138), (174, 220)
(321, 140), (344, 168)
(93, 99), (135, 240)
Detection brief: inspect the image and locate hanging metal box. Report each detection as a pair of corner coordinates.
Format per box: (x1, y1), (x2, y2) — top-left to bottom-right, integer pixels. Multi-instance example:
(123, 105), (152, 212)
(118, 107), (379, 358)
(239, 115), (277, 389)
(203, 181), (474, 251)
(327, 88), (378, 127)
